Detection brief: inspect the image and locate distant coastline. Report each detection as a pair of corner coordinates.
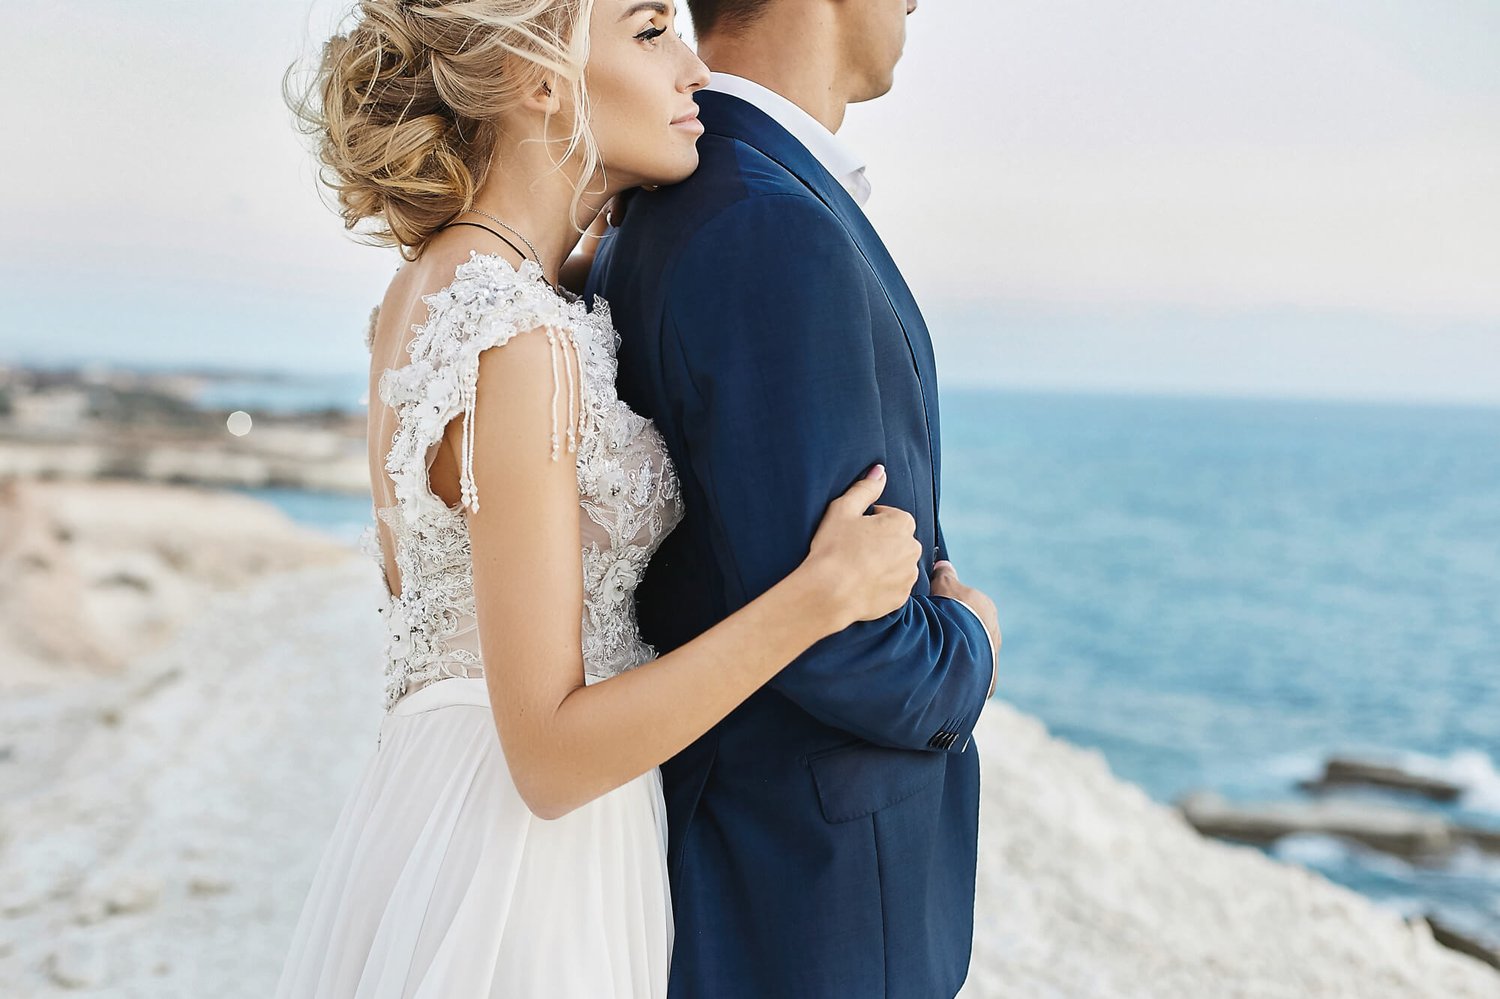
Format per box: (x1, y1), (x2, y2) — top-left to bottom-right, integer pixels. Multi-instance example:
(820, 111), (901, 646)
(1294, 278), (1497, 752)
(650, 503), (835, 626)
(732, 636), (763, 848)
(0, 364), (368, 495)
(9, 358), (1500, 420)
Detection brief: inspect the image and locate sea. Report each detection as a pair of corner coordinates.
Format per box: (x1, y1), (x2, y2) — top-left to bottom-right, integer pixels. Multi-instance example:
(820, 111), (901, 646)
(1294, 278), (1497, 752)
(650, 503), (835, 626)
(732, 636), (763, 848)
(218, 376), (1500, 946)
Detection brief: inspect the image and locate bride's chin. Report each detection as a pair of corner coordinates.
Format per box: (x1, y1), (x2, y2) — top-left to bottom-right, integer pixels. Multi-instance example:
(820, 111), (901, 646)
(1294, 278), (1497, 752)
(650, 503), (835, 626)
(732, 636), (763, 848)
(640, 155), (701, 189)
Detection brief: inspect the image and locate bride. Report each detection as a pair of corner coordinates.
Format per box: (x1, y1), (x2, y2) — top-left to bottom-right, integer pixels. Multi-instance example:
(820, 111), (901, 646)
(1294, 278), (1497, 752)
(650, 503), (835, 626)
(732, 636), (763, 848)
(274, 1), (926, 995)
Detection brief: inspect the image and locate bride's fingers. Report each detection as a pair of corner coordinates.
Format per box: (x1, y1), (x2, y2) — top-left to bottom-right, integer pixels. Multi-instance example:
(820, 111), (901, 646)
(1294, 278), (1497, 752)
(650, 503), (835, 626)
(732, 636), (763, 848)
(868, 504), (917, 531)
(830, 464), (887, 517)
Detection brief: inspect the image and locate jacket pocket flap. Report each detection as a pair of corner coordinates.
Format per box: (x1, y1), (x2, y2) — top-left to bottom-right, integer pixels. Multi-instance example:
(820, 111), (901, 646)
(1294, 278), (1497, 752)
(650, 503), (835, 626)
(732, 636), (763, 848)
(807, 742), (947, 824)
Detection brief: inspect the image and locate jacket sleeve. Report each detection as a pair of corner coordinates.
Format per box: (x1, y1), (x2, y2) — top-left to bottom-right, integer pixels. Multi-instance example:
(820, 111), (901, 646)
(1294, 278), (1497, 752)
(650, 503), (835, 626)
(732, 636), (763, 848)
(660, 194), (993, 752)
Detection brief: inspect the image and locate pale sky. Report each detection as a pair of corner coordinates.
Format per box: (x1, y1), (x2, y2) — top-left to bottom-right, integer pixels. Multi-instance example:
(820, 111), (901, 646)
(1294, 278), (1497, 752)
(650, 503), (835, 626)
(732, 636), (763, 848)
(3, 1), (1497, 404)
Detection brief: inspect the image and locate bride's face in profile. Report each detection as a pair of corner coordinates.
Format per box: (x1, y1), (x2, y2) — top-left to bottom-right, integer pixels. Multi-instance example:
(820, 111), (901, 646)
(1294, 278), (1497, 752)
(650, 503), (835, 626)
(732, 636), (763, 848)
(583, 0), (710, 190)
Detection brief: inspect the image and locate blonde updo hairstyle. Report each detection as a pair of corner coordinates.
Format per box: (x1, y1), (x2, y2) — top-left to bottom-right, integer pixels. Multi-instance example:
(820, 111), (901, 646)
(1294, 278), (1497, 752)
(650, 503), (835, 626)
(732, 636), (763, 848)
(288, 0), (599, 261)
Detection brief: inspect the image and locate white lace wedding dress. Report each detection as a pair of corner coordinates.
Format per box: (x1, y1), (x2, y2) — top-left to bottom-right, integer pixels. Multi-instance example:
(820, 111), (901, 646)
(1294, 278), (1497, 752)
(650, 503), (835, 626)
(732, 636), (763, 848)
(273, 251), (685, 998)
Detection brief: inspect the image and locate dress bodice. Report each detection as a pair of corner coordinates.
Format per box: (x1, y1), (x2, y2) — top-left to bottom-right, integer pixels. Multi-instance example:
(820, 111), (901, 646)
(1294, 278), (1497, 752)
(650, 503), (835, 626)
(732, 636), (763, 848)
(362, 251), (685, 709)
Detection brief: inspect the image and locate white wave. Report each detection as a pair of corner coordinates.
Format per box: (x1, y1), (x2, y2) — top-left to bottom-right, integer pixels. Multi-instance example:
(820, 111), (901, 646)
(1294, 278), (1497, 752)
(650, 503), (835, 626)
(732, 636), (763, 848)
(1395, 747), (1500, 815)
(1262, 749), (1327, 783)
(1443, 842), (1500, 879)
(1371, 895), (1430, 920)
(1273, 832), (1355, 869)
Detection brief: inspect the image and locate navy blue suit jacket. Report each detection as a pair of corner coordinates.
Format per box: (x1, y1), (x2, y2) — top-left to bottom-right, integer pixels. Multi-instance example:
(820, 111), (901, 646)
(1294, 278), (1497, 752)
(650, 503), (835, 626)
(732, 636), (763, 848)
(586, 90), (993, 999)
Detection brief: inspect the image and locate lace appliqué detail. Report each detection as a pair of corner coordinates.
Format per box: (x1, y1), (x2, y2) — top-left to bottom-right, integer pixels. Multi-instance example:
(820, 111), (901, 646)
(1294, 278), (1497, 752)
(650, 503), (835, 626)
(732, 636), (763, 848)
(370, 252), (684, 708)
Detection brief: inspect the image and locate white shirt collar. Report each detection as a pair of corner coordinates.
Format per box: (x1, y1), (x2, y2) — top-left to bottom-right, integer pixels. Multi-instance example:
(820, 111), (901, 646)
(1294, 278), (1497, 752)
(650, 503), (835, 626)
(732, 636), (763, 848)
(702, 72), (871, 207)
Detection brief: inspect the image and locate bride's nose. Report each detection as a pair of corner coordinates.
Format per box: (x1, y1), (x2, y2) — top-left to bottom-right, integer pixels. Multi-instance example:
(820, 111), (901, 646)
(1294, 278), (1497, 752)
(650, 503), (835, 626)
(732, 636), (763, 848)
(679, 40), (710, 92)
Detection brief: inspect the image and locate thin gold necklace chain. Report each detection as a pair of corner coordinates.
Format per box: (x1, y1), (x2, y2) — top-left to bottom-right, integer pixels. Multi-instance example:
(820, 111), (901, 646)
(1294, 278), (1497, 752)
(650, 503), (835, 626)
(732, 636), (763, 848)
(464, 209), (541, 266)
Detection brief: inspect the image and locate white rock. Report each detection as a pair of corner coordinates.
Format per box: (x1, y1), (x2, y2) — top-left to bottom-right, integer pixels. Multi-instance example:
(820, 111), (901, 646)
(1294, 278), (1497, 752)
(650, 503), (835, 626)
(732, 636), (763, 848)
(75, 871), (161, 924)
(188, 873), (234, 897)
(45, 937), (108, 989)
(959, 700), (1500, 998)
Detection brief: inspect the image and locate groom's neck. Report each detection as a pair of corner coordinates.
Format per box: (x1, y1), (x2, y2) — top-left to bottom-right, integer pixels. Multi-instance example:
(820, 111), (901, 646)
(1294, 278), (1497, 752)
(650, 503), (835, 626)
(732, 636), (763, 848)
(695, 18), (853, 134)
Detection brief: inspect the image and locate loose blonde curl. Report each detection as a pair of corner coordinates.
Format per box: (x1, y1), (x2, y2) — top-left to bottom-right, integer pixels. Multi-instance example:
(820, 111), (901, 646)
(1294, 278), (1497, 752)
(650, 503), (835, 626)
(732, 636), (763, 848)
(287, 0), (600, 261)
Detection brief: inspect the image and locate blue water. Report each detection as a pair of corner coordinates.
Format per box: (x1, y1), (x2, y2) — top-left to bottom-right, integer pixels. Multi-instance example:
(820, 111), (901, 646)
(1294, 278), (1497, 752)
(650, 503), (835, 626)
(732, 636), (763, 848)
(241, 388), (1500, 943)
(232, 486), (373, 546)
(194, 372), (369, 415)
(939, 389), (1500, 940)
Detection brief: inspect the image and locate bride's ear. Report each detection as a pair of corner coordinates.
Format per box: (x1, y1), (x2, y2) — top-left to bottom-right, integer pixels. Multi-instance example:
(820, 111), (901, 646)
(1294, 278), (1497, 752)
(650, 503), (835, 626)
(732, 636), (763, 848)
(520, 76), (562, 116)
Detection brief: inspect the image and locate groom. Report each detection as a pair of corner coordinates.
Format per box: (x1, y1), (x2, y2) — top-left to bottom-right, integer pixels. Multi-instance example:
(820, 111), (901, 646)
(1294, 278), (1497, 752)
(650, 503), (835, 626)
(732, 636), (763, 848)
(588, 1), (999, 996)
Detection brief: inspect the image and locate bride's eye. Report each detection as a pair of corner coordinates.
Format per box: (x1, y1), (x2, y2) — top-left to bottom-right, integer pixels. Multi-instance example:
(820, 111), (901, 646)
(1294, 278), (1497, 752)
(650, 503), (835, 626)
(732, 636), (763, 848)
(634, 24), (667, 44)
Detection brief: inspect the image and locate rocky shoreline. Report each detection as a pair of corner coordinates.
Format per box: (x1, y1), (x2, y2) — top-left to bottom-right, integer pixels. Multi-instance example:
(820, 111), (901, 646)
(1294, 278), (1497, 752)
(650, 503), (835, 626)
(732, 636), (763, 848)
(0, 364), (370, 495)
(0, 421), (369, 496)
(0, 482), (1496, 997)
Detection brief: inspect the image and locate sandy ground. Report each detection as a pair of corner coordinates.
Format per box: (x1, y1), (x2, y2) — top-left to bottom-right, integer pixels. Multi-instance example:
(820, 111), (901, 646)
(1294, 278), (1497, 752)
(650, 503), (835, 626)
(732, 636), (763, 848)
(1, 482), (1496, 997)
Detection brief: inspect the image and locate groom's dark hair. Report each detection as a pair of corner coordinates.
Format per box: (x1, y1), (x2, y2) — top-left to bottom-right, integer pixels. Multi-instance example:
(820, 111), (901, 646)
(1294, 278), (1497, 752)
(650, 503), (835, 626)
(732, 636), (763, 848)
(686, 0), (776, 37)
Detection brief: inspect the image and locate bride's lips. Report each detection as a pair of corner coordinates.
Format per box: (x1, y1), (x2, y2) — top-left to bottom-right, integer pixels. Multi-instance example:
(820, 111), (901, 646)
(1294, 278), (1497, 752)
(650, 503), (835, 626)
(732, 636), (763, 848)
(671, 107), (703, 133)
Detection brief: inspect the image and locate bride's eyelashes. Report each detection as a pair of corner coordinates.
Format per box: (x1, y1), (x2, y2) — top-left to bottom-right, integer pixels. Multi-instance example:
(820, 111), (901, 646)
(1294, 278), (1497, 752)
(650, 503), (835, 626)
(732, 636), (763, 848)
(634, 24), (669, 45)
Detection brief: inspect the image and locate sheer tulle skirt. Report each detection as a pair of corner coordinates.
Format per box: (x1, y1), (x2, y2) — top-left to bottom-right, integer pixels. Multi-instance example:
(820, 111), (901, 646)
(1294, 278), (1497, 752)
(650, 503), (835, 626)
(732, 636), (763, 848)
(273, 677), (672, 998)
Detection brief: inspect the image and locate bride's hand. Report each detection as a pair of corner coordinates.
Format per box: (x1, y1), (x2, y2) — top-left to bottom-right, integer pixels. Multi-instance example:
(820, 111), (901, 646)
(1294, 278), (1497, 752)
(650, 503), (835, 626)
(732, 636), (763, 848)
(803, 464), (924, 628)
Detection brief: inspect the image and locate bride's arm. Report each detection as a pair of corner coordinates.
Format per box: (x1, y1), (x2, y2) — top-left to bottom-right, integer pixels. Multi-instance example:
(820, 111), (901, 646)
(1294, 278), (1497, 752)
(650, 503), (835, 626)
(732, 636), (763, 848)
(459, 327), (914, 820)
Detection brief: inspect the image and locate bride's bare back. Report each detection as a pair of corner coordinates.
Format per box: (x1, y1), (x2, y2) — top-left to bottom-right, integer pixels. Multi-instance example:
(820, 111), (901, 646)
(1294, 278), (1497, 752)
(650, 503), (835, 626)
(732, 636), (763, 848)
(365, 240), (497, 597)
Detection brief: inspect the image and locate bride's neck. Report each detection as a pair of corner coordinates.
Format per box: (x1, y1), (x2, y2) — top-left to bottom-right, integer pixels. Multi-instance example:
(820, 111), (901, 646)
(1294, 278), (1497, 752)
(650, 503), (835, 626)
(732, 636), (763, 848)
(465, 135), (607, 286)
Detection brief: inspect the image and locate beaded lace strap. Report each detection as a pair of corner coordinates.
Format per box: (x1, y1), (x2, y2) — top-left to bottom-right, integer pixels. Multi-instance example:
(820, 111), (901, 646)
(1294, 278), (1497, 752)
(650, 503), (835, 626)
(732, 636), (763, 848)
(456, 324), (582, 513)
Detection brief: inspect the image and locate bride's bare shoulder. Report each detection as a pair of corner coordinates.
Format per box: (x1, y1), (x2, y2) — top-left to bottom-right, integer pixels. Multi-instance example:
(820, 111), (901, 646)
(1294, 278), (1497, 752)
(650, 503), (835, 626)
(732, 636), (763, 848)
(369, 232), (530, 354)
(392, 230), (531, 308)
